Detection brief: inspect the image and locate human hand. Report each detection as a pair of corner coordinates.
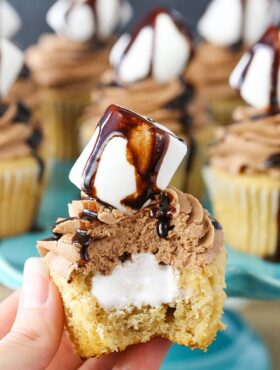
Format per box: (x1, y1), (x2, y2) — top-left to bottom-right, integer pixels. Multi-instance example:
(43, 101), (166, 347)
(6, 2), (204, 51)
(0, 258), (170, 370)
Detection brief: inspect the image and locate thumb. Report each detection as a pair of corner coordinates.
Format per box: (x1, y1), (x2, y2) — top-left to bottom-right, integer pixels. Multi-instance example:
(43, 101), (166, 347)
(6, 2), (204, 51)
(0, 258), (64, 370)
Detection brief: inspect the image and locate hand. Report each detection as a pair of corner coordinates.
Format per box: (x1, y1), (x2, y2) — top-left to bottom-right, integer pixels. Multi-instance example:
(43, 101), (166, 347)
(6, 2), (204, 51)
(0, 258), (170, 370)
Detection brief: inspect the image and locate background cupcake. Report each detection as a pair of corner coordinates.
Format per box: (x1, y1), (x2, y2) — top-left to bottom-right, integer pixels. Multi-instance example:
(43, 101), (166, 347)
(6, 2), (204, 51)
(80, 7), (212, 199)
(0, 39), (48, 237)
(26, 0), (132, 160)
(204, 26), (280, 259)
(186, 0), (280, 125)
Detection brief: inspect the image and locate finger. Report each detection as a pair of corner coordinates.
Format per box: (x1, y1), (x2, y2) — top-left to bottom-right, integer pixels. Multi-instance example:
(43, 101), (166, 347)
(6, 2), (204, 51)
(0, 258), (64, 370)
(46, 332), (83, 370)
(78, 352), (119, 370)
(0, 290), (20, 338)
(113, 338), (171, 370)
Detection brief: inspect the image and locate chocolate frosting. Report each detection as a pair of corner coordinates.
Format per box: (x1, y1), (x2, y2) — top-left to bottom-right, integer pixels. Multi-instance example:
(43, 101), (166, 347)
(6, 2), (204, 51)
(37, 188), (224, 282)
(186, 42), (245, 99)
(81, 69), (192, 139)
(26, 34), (111, 88)
(0, 102), (43, 161)
(209, 106), (280, 178)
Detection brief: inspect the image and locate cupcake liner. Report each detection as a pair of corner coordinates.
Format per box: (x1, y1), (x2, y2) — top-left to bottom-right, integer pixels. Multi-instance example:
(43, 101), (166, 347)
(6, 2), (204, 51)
(0, 157), (47, 238)
(186, 124), (215, 201)
(203, 166), (280, 258)
(209, 97), (245, 126)
(41, 88), (91, 160)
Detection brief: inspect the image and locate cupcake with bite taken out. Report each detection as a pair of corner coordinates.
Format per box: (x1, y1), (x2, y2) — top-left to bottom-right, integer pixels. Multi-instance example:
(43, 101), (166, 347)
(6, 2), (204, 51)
(26, 0), (132, 160)
(0, 38), (48, 237)
(80, 7), (212, 199)
(204, 26), (280, 259)
(186, 0), (280, 125)
(38, 104), (226, 358)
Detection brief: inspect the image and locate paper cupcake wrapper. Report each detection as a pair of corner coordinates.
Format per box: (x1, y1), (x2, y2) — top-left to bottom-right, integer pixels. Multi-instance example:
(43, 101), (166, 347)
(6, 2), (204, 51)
(42, 89), (91, 160)
(209, 97), (244, 126)
(203, 166), (280, 258)
(0, 157), (46, 238)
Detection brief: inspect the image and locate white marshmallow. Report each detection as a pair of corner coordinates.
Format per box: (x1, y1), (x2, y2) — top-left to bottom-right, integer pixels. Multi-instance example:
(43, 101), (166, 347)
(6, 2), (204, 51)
(198, 0), (280, 47)
(118, 27), (154, 84)
(111, 11), (191, 84)
(230, 46), (275, 108)
(110, 33), (131, 67)
(0, 38), (24, 97)
(0, 0), (22, 39)
(46, 0), (132, 43)
(153, 13), (191, 82)
(69, 107), (187, 213)
(92, 253), (179, 309)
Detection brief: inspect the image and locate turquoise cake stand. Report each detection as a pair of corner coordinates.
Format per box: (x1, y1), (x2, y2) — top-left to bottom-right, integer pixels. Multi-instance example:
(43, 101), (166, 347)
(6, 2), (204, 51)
(0, 161), (276, 370)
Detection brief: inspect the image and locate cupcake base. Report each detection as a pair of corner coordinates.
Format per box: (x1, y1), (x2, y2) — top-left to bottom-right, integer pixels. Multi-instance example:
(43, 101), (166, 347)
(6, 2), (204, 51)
(41, 87), (91, 160)
(0, 156), (46, 238)
(50, 251), (226, 358)
(204, 166), (280, 258)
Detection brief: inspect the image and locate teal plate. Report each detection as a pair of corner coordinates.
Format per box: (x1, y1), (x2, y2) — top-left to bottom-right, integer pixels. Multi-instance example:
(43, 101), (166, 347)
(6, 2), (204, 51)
(0, 161), (280, 299)
(161, 310), (270, 370)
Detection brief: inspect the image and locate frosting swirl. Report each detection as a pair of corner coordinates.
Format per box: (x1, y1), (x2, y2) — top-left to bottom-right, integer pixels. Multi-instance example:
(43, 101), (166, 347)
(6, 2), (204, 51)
(0, 102), (43, 161)
(209, 106), (280, 178)
(37, 188), (223, 282)
(186, 42), (244, 99)
(81, 69), (192, 143)
(26, 34), (110, 88)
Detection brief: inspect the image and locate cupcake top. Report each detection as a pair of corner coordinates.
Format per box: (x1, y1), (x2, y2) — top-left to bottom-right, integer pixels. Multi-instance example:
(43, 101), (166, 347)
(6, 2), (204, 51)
(26, 0), (132, 88)
(82, 7), (193, 137)
(0, 102), (43, 166)
(38, 187), (223, 283)
(198, 0), (280, 48)
(186, 0), (280, 96)
(209, 27), (280, 178)
(38, 105), (223, 282)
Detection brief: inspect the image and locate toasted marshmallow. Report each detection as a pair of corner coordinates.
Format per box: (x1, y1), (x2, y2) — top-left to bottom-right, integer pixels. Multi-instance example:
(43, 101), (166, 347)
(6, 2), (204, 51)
(69, 105), (187, 213)
(198, 0), (280, 47)
(0, 0), (22, 38)
(46, 0), (132, 43)
(92, 253), (179, 309)
(0, 38), (24, 97)
(111, 7), (192, 84)
(230, 26), (280, 109)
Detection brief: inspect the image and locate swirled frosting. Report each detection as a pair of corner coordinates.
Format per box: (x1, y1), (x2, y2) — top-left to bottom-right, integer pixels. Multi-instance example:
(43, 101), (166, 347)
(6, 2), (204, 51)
(0, 102), (43, 161)
(26, 34), (110, 88)
(186, 42), (244, 99)
(37, 188), (224, 282)
(209, 106), (280, 178)
(81, 69), (193, 143)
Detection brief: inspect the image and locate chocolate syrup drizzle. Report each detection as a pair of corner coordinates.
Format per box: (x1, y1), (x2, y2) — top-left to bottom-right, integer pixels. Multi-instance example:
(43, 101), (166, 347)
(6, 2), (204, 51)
(81, 105), (175, 210)
(149, 192), (175, 238)
(236, 26), (280, 115)
(116, 6), (193, 82)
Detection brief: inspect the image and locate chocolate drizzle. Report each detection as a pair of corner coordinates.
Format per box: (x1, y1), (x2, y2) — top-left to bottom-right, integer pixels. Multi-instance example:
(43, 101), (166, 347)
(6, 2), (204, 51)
(265, 153), (280, 168)
(150, 192), (174, 238)
(73, 229), (91, 262)
(82, 105), (176, 210)
(116, 6), (192, 81)
(236, 26), (280, 114)
(79, 209), (98, 222)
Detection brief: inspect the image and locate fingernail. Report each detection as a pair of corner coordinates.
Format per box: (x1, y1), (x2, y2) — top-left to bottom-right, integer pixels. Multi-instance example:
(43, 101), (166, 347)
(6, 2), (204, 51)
(21, 258), (50, 308)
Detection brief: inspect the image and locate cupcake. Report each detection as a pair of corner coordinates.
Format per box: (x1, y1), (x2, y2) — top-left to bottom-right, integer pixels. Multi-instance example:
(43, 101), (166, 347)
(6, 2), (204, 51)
(204, 26), (280, 259)
(0, 39), (48, 237)
(186, 0), (280, 125)
(80, 7), (212, 199)
(38, 105), (226, 358)
(26, 0), (132, 160)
